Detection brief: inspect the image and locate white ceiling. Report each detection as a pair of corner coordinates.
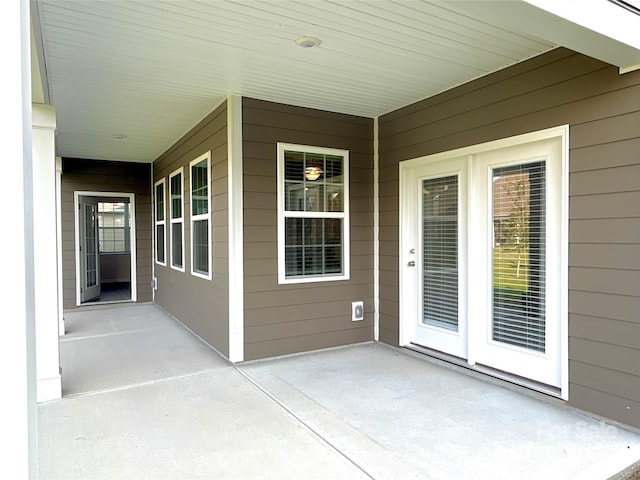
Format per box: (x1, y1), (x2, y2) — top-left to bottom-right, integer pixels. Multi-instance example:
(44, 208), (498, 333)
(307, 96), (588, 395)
(31, 0), (640, 163)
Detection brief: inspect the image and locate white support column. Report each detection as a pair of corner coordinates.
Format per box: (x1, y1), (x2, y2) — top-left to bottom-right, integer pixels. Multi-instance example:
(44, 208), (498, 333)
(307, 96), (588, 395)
(227, 94), (244, 362)
(56, 156), (65, 335)
(0, 0), (38, 477)
(33, 103), (62, 401)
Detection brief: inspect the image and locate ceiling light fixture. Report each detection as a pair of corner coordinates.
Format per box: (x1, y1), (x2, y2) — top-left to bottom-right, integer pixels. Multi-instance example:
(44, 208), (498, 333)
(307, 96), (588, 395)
(304, 166), (323, 181)
(296, 36), (321, 48)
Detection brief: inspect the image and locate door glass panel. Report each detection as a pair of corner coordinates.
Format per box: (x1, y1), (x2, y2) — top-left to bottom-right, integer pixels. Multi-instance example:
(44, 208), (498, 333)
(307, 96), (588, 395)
(422, 175), (458, 331)
(492, 161), (546, 352)
(84, 204), (97, 288)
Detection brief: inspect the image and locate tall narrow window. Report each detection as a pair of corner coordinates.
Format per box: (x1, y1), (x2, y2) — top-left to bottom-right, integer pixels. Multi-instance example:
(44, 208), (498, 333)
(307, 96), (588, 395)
(169, 168), (184, 271)
(190, 152), (211, 279)
(154, 179), (166, 266)
(277, 143), (350, 284)
(492, 161), (546, 352)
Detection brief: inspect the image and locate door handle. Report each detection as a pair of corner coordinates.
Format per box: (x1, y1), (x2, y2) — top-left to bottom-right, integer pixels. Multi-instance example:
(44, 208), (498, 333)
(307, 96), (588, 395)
(408, 261), (416, 267)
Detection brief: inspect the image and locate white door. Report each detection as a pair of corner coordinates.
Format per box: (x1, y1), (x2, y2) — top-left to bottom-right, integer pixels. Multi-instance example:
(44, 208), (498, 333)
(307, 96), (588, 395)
(400, 128), (567, 392)
(80, 198), (101, 302)
(406, 157), (468, 359)
(470, 137), (564, 388)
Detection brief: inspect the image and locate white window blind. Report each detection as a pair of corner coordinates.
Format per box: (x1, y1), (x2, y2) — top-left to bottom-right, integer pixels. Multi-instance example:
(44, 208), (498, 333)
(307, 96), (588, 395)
(492, 161), (546, 352)
(422, 175), (459, 331)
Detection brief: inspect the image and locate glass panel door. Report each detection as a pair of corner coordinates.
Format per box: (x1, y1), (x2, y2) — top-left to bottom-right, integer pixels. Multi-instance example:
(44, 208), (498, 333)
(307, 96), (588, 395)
(472, 136), (564, 389)
(409, 157), (468, 359)
(401, 129), (566, 392)
(80, 199), (101, 302)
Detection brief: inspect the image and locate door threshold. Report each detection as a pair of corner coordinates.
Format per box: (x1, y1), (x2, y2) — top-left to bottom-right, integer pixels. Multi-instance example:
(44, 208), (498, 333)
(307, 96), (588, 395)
(405, 343), (562, 399)
(79, 299), (134, 307)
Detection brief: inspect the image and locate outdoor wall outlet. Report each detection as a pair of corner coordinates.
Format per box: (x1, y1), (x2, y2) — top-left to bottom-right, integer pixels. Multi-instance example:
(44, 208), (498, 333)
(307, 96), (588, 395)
(151, 277), (157, 290)
(352, 301), (364, 321)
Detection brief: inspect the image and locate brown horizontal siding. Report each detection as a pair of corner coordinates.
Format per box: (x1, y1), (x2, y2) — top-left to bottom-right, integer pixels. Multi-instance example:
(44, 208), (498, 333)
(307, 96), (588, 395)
(242, 97), (374, 360)
(570, 244), (640, 270)
(569, 383), (640, 429)
(569, 267), (639, 296)
(152, 101), (230, 357)
(60, 159), (152, 309)
(378, 48), (640, 429)
(570, 192), (640, 219)
(570, 314), (640, 349)
(244, 327), (372, 361)
(569, 138), (640, 172)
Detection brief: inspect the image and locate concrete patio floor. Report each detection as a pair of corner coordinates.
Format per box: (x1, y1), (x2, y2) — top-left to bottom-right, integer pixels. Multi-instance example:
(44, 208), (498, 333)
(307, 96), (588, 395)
(39, 304), (640, 479)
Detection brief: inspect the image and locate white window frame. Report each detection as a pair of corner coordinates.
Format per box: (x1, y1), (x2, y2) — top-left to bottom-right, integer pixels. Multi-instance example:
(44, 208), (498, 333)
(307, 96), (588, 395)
(189, 152), (212, 280)
(277, 142), (350, 284)
(97, 201), (131, 253)
(154, 178), (166, 266)
(169, 167), (185, 272)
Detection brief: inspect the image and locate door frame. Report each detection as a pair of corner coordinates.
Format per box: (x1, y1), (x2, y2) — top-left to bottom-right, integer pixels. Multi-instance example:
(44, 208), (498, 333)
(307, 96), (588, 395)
(399, 125), (569, 399)
(74, 191), (138, 306)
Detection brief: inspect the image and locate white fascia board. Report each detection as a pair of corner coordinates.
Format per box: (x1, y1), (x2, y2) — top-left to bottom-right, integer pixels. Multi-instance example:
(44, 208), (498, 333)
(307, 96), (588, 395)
(524, 0), (640, 50)
(453, 0), (640, 72)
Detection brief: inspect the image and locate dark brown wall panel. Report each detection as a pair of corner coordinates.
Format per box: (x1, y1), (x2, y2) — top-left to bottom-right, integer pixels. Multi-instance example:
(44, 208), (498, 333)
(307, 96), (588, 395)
(153, 101), (230, 357)
(60, 159), (152, 309)
(242, 97), (374, 360)
(378, 48), (640, 428)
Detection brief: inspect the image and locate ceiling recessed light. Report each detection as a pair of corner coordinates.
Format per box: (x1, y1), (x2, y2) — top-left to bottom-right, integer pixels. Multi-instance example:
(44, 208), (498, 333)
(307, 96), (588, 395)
(112, 133), (128, 140)
(296, 36), (321, 48)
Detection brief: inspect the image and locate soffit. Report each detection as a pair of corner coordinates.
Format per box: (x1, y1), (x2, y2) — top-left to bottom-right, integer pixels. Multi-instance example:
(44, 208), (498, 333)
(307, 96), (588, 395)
(35, 0), (559, 162)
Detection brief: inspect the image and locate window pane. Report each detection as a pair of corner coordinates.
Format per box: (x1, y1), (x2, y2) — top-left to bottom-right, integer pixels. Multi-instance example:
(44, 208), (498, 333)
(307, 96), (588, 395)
(284, 150), (344, 213)
(492, 161), (546, 352)
(156, 224), (165, 263)
(156, 183), (164, 220)
(325, 155), (343, 183)
(285, 218), (343, 277)
(191, 160), (208, 216)
(171, 173), (182, 219)
(326, 185), (343, 212)
(284, 181), (305, 211)
(192, 219), (209, 274)
(422, 175), (458, 331)
(172, 222), (183, 268)
(284, 151), (304, 181)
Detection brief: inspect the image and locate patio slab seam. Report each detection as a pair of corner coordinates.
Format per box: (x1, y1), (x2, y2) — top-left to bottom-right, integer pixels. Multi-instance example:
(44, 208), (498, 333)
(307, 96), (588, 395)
(59, 366), (233, 401)
(235, 365), (377, 480)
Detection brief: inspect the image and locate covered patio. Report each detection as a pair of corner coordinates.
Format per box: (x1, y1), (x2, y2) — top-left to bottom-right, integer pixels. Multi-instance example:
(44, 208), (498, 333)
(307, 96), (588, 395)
(39, 304), (639, 479)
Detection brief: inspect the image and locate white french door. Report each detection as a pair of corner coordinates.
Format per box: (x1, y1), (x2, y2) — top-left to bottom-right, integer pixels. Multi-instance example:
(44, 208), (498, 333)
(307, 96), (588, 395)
(80, 197), (101, 302)
(408, 157), (468, 359)
(400, 127), (568, 395)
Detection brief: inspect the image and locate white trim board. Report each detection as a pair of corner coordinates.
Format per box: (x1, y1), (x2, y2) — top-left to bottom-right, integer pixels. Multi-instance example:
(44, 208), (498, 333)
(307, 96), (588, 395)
(227, 94), (245, 363)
